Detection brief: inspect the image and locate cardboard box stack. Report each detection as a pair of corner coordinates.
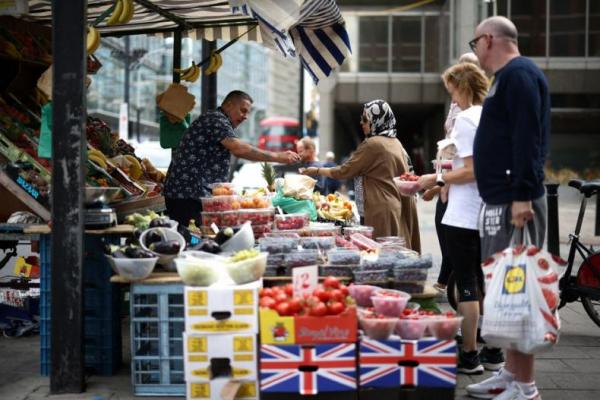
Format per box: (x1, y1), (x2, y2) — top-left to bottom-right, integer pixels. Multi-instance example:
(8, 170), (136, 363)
(183, 280), (261, 400)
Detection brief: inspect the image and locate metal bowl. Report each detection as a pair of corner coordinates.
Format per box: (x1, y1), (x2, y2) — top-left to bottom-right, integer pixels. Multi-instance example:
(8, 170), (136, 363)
(85, 187), (122, 205)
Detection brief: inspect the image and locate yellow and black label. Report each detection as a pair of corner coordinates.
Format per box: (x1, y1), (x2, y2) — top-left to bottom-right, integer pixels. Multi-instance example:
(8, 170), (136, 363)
(192, 320), (251, 332)
(232, 367), (252, 378)
(188, 355), (208, 362)
(234, 290), (255, 306)
(234, 307), (255, 315)
(189, 382), (210, 398)
(233, 336), (254, 352)
(234, 354), (255, 362)
(188, 308), (208, 316)
(188, 336), (207, 353)
(188, 291), (208, 306)
(503, 264), (526, 294)
(191, 368), (210, 378)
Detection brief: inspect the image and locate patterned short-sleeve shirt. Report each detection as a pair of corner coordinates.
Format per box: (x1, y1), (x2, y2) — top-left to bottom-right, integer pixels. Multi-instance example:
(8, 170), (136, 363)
(164, 108), (237, 200)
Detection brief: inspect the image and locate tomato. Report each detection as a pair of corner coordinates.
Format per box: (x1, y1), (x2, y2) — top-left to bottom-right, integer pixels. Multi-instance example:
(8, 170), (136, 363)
(309, 302), (328, 316)
(284, 283), (294, 297)
(329, 289), (345, 302)
(327, 301), (345, 315)
(275, 293), (288, 304)
(538, 258), (549, 270)
(288, 298), (302, 314)
(314, 289), (331, 303)
(339, 284), (349, 296)
(259, 297), (276, 309)
(260, 288), (273, 298)
(276, 302), (291, 316)
(304, 295), (320, 308)
(538, 272), (558, 285)
(323, 276), (340, 289)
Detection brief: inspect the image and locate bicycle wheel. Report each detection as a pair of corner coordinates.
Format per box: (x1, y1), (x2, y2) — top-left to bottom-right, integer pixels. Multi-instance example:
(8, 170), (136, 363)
(446, 273), (459, 311)
(581, 295), (600, 328)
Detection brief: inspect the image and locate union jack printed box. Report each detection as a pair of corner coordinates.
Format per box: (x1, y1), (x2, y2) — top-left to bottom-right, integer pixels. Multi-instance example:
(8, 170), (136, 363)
(260, 342), (357, 395)
(359, 337), (456, 389)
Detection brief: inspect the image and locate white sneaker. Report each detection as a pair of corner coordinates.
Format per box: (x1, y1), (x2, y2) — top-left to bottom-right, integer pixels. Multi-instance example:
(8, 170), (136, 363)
(491, 382), (540, 400)
(466, 369), (513, 399)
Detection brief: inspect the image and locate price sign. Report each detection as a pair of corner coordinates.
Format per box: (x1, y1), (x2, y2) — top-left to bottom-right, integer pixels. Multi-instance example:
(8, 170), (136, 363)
(292, 265), (318, 297)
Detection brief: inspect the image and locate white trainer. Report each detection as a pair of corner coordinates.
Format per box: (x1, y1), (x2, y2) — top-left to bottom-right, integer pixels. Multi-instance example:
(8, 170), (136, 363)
(490, 381), (540, 400)
(466, 369), (513, 399)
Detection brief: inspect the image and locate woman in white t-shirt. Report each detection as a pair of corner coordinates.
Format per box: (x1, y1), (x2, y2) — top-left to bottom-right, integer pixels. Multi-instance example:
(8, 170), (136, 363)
(418, 62), (489, 375)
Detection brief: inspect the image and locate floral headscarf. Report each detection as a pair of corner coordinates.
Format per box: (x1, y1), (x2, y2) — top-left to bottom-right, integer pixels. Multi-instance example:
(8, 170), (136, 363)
(363, 99), (397, 138)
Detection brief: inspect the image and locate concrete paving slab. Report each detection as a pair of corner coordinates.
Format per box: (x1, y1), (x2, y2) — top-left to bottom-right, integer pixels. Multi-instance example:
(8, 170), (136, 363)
(547, 372), (600, 390)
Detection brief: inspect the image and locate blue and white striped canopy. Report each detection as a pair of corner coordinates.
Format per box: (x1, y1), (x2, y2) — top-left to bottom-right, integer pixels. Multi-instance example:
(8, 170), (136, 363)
(230, 0), (352, 84)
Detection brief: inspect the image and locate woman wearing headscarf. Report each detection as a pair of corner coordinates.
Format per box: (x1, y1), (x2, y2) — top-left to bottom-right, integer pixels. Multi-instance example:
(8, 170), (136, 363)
(300, 100), (420, 252)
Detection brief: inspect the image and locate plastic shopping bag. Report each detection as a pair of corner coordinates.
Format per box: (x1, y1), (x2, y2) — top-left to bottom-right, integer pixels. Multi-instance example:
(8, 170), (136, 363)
(159, 112), (191, 149)
(38, 102), (52, 158)
(283, 174), (317, 200)
(271, 186), (318, 221)
(481, 231), (563, 354)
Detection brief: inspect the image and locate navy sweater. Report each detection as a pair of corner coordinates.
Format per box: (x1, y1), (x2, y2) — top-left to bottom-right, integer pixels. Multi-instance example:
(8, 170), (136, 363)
(473, 57), (550, 205)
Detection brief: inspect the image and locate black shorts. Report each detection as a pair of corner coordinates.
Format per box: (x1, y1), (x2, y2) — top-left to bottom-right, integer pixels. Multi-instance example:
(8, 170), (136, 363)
(165, 197), (203, 228)
(443, 224), (483, 302)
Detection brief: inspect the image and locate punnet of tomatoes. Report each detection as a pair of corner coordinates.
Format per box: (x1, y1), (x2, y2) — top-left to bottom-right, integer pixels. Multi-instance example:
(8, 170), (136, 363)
(259, 276), (355, 317)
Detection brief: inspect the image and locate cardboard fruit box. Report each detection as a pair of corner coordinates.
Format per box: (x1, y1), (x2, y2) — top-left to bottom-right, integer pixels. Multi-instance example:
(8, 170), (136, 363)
(259, 306), (357, 345)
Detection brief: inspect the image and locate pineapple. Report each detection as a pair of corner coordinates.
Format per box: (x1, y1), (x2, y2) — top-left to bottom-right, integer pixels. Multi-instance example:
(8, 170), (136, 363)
(261, 161), (276, 192)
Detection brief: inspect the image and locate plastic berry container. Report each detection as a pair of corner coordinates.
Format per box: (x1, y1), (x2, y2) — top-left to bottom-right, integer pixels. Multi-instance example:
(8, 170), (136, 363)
(319, 264), (357, 278)
(309, 225), (341, 237)
(283, 250), (320, 268)
(237, 209), (275, 226)
(371, 288), (411, 317)
(240, 194), (272, 209)
(208, 182), (236, 196)
(201, 195), (241, 212)
(300, 236), (336, 251)
(343, 226), (374, 239)
(428, 316), (464, 340)
(274, 213), (310, 230)
(258, 237), (299, 253)
(359, 314), (398, 340)
(353, 269), (388, 284)
(200, 211), (239, 227)
(327, 249), (361, 265)
(392, 281), (426, 295)
(395, 317), (428, 340)
(348, 284), (380, 307)
(362, 254), (396, 271)
(392, 268), (428, 281)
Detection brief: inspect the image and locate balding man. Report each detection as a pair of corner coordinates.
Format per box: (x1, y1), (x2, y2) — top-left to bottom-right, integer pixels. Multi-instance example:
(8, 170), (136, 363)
(467, 16), (549, 400)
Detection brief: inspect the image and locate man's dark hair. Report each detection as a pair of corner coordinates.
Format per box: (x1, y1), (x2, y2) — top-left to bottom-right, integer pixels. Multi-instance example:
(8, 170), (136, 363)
(222, 90), (253, 105)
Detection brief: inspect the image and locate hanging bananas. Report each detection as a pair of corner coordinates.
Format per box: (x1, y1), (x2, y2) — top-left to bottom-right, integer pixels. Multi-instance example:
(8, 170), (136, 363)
(174, 61), (201, 83)
(86, 26), (101, 54)
(204, 51), (223, 76)
(106, 0), (134, 26)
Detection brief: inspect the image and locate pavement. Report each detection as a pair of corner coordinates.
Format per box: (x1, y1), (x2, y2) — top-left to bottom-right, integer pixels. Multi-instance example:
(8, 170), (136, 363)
(0, 187), (598, 399)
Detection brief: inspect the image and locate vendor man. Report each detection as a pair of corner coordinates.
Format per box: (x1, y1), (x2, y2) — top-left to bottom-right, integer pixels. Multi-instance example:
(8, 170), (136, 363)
(164, 90), (300, 226)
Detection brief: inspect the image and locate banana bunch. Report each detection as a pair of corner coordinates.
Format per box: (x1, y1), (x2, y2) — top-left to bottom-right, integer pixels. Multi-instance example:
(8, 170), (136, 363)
(106, 0), (135, 26)
(175, 61), (200, 83)
(87, 26), (101, 54)
(317, 207), (353, 222)
(204, 50), (223, 76)
(314, 193), (354, 222)
(88, 148), (108, 170)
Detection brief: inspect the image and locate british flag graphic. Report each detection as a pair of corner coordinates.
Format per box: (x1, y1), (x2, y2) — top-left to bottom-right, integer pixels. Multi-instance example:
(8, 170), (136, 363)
(359, 337), (456, 388)
(260, 343), (357, 394)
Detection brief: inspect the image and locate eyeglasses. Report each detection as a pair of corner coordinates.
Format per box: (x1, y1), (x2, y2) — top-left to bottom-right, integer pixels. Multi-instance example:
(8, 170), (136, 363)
(468, 34), (490, 52)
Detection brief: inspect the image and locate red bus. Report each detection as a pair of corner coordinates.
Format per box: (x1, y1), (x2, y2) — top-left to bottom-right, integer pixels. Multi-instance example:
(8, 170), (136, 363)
(257, 117), (301, 152)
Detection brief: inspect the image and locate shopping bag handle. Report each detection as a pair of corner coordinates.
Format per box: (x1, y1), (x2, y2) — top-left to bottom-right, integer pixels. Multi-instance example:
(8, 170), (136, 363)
(510, 227), (534, 247)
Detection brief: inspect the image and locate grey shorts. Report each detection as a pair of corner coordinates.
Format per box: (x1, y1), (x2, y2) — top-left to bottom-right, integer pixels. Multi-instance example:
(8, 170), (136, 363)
(478, 196), (547, 260)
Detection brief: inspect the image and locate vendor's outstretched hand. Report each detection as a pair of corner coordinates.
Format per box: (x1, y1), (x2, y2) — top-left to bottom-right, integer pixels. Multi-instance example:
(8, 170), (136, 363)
(417, 174), (436, 191)
(279, 151), (301, 164)
(299, 167), (318, 176)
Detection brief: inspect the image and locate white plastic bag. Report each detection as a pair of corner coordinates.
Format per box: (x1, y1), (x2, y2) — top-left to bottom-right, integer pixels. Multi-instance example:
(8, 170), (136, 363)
(283, 174), (316, 200)
(481, 231), (562, 354)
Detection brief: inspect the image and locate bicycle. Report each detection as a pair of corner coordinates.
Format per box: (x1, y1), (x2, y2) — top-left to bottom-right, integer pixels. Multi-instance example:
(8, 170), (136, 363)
(445, 178), (600, 328)
(557, 179), (600, 326)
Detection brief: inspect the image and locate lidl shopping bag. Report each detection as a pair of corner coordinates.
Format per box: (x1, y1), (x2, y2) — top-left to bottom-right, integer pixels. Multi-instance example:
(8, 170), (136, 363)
(481, 233), (563, 354)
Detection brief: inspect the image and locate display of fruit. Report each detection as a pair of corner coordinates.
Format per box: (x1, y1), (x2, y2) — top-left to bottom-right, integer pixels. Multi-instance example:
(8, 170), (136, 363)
(283, 250), (320, 268)
(175, 254), (219, 286)
(204, 50), (223, 76)
(210, 182), (236, 196)
(240, 195), (271, 209)
(299, 237), (335, 251)
(251, 224), (273, 239)
(313, 192), (354, 222)
(106, 0), (135, 26)
(428, 314), (463, 340)
(328, 249), (361, 265)
(104, 244), (155, 259)
(124, 210), (161, 231)
(258, 277), (353, 317)
(258, 238), (299, 253)
(353, 269), (388, 284)
(371, 289), (411, 317)
(201, 211), (239, 228)
(348, 284), (381, 307)
(175, 61), (201, 83)
(275, 213), (309, 230)
(349, 233), (381, 253)
(395, 315), (428, 340)
(359, 313), (398, 340)
(229, 248), (260, 262)
(238, 209), (274, 225)
(201, 196), (240, 211)
(343, 226), (374, 239)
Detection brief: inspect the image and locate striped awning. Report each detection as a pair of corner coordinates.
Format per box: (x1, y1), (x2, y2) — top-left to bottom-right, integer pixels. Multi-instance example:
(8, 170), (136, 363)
(231, 0), (351, 84)
(22, 0), (261, 41)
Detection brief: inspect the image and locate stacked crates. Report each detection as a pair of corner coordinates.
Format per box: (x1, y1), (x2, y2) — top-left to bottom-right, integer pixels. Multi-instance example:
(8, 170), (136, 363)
(39, 235), (122, 376)
(130, 283), (185, 396)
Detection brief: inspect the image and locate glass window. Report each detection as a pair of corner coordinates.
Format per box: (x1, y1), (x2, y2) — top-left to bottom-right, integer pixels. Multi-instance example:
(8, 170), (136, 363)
(358, 16), (389, 72)
(392, 16), (421, 72)
(511, 0), (547, 57)
(589, 0), (600, 56)
(424, 16), (441, 73)
(549, 0), (585, 56)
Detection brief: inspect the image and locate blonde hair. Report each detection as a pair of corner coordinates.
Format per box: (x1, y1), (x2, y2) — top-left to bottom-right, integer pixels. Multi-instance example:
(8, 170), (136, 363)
(442, 63), (489, 106)
(298, 137), (316, 152)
